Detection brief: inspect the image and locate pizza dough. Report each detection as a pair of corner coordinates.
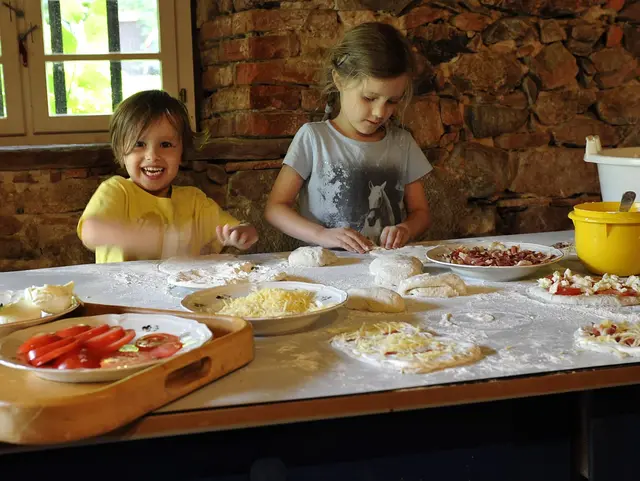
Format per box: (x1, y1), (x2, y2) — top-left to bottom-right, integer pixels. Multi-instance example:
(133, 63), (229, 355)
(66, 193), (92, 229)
(575, 320), (640, 357)
(397, 273), (467, 298)
(158, 253), (237, 275)
(369, 255), (423, 288)
(23, 281), (75, 314)
(527, 286), (640, 307)
(167, 261), (287, 289)
(288, 246), (338, 267)
(346, 287), (405, 313)
(330, 321), (483, 374)
(369, 245), (430, 264)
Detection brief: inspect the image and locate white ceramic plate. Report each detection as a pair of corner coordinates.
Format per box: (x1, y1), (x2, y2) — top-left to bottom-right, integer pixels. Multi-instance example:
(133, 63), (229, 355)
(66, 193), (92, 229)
(425, 241), (564, 282)
(0, 293), (82, 337)
(181, 281), (348, 336)
(0, 313), (212, 383)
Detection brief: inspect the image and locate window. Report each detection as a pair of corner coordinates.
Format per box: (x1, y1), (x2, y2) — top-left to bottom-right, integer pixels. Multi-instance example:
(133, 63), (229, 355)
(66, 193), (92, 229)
(0, 0), (195, 146)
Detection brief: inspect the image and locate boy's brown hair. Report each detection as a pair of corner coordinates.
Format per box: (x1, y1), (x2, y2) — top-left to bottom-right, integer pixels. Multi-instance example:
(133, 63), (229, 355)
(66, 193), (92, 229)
(109, 90), (207, 166)
(320, 22), (416, 122)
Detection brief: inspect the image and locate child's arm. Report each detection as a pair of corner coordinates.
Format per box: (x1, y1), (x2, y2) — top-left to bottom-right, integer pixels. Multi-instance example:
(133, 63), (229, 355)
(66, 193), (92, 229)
(265, 165), (373, 253)
(380, 178), (430, 249)
(80, 217), (163, 257)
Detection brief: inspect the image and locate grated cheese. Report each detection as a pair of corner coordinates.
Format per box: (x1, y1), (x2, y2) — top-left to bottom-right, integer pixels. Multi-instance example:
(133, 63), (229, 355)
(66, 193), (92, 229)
(217, 287), (319, 318)
(586, 319), (640, 348)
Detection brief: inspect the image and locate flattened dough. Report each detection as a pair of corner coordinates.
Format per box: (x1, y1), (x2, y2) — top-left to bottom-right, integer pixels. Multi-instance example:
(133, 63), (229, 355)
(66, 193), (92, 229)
(288, 246), (338, 267)
(398, 273), (467, 298)
(527, 286), (640, 307)
(346, 287), (405, 313)
(369, 255), (423, 287)
(167, 261), (287, 289)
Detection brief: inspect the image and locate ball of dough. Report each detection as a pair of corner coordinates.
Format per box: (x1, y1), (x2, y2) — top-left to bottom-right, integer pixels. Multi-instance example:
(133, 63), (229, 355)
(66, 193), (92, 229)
(288, 246), (338, 267)
(397, 273), (467, 298)
(369, 255), (423, 287)
(346, 287), (406, 313)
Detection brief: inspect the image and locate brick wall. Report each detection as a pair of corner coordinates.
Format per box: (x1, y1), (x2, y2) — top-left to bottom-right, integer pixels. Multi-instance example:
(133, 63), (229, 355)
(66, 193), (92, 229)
(1, 0), (639, 271)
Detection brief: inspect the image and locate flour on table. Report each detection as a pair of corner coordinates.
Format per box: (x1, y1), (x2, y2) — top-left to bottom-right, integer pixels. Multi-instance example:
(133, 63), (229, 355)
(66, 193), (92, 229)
(369, 255), (423, 288)
(167, 261), (288, 289)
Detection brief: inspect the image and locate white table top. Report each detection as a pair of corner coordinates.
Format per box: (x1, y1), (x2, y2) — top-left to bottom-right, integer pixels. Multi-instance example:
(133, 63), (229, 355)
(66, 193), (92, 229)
(2, 230), (639, 417)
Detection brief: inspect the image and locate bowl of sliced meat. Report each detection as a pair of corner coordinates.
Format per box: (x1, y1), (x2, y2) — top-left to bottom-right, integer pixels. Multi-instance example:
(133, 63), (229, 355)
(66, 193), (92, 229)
(426, 241), (564, 282)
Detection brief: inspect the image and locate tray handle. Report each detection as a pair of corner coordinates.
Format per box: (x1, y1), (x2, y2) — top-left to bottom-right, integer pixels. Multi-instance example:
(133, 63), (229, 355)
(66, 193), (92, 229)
(163, 356), (214, 395)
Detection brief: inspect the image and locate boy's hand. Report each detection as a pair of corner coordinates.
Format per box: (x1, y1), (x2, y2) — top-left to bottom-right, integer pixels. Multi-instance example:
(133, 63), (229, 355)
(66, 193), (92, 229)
(317, 227), (373, 254)
(216, 223), (259, 251)
(380, 224), (410, 249)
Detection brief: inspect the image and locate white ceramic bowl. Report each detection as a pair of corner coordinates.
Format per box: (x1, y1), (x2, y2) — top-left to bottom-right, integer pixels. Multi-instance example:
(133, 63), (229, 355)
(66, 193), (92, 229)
(425, 241), (564, 282)
(181, 281), (347, 336)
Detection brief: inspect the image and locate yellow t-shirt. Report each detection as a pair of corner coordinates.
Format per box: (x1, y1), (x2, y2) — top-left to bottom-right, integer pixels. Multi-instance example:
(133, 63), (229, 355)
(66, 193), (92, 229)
(77, 176), (240, 263)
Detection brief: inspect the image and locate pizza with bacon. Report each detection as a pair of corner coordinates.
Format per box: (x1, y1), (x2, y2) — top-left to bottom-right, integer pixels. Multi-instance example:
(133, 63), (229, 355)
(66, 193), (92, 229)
(443, 242), (557, 267)
(575, 320), (640, 357)
(528, 269), (640, 306)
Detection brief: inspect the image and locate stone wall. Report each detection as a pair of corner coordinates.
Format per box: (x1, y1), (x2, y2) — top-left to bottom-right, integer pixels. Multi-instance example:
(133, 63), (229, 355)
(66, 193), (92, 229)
(1, 0), (639, 271)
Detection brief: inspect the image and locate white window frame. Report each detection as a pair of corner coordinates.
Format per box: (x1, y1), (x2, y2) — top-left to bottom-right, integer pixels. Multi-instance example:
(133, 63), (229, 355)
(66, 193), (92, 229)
(0, 0), (195, 146)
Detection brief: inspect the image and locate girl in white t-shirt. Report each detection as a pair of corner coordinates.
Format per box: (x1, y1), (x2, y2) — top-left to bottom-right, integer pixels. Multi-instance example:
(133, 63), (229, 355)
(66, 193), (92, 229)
(265, 22), (432, 253)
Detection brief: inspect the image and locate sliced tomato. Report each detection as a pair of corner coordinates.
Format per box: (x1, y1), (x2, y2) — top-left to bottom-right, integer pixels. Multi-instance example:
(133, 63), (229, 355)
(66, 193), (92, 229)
(597, 289), (620, 295)
(74, 324), (110, 344)
(95, 329), (136, 355)
(17, 333), (61, 354)
(56, 324), (92, 338)
(84, 326), (125, 351)
(148, 340), (183, 359)
(555, 286), (583, 296)
(135, 333), (180, 351)
(100, 351), (155, 369)
(53, 348), (101, 370)
(27, 337), (75, 363)
(620, 290), (639, 297)
(30, 339), (80, 367)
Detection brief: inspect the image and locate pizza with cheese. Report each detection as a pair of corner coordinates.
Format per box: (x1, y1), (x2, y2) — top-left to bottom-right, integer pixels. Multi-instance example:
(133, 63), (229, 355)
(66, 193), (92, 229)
(330, 321), (483, 374)
(575, 319), (640, 357)
(528, 269), (640, 306)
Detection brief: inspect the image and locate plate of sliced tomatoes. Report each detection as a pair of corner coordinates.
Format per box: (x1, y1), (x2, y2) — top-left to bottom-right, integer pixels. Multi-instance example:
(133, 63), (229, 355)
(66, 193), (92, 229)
(0, 313), (212, 383)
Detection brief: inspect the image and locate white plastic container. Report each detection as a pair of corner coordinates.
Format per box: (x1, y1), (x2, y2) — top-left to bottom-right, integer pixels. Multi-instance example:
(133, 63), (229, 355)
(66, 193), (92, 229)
(584, 135), (640, 202)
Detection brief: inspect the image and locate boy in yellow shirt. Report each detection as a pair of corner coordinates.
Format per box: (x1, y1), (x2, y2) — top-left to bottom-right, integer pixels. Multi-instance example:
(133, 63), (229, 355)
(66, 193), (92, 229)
(78, 90), (258, 263)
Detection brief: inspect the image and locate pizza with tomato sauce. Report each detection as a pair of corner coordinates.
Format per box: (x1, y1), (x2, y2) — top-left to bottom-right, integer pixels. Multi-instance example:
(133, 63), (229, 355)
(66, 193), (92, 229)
(528, 269), (640, 306)
(575, 320), (640, 357)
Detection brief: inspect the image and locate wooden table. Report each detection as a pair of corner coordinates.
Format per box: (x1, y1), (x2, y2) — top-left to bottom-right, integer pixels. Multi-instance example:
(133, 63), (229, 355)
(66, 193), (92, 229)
(0, 230), (637, 481)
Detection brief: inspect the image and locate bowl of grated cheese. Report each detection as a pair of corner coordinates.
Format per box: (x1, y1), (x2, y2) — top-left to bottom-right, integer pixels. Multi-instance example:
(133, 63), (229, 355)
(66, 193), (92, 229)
(180, 281), (348, 336)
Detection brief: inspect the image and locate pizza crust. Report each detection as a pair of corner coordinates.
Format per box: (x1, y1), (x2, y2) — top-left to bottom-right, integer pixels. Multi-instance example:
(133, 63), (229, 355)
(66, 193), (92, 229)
(330, 322), (483, 374)
(527, 286), (640, 307)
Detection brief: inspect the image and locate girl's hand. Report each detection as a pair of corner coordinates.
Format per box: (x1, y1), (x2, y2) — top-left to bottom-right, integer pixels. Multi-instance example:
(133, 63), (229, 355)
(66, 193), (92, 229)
(380, 224), (410, 249)
(216, 223), (259, 251)
(317, 227), (373, 254)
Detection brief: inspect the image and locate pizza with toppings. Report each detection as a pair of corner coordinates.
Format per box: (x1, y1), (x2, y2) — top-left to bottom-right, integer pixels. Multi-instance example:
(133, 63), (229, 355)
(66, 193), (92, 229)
(330, 321), (483, 374)
(442, 242), (557, 267)
(528, 269), (640, 306)
(575, 320), (640, 357)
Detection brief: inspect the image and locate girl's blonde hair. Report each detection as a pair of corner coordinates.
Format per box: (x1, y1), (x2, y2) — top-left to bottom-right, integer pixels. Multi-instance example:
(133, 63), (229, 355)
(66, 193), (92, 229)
(321, 22), (416, 122)
(109, 90), (208, 166)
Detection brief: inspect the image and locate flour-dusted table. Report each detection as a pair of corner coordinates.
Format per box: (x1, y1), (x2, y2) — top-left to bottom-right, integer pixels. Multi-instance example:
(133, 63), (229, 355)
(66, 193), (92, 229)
(0, 230), (638, 480)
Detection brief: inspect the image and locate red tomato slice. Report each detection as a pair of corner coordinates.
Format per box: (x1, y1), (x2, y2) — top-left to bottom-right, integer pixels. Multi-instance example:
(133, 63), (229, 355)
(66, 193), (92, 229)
(100, 351), (155, 369)
(17, 333), (61, 354)
(555, 286), (583, 296)
(135, 333), (181, 351)
(597, 289), (620, 295)
(56, 324), (92, 338)
(30, 340), (80, 367)
(53, 348), (101, 370)
(84, 326), (125, 351)
(96, 329), (136, 355)
(148, 340), (183, 359)
(27, 337), (75, 363)
(74, 324), (110, 343)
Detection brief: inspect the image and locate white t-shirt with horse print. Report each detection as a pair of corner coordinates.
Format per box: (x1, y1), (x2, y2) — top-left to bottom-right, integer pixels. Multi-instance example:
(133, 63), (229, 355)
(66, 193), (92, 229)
(283, 120), (433, 242)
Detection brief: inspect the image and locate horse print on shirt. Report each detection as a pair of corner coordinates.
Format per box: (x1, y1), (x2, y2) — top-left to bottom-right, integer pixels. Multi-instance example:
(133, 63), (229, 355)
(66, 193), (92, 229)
(361, 181), (396, 241)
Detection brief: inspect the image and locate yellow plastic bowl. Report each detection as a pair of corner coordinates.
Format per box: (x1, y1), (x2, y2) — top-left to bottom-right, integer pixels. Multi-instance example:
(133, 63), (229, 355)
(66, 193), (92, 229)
(569, 202), (640, 276)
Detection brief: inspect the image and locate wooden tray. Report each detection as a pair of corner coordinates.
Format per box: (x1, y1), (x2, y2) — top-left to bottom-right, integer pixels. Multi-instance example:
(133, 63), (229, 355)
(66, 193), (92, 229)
(0, 302), (254, 445)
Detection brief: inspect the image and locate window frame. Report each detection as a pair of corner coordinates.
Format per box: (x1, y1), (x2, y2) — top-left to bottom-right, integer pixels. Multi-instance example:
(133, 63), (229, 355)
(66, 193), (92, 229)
(0, 9), (26, 136)
(0, 0), (194, 146)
